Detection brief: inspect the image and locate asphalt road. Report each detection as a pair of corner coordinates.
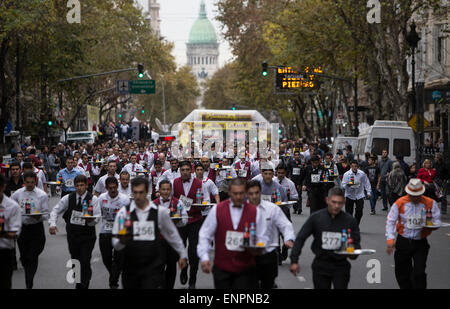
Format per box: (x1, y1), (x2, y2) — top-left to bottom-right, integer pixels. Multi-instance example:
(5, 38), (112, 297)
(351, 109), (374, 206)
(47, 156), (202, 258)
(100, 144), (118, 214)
(11, 192), (450, 289)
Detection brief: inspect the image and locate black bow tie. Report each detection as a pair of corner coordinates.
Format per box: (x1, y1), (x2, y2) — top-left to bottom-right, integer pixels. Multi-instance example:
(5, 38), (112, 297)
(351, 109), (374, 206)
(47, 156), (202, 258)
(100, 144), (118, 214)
(232, 204), (242, 208)
(162, 199), (170, 203)
(183, 179), (190, 183)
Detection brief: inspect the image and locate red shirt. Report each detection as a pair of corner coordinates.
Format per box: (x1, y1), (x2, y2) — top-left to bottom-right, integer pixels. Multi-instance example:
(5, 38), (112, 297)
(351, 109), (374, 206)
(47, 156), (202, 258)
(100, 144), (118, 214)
(417, 168), (436, 184)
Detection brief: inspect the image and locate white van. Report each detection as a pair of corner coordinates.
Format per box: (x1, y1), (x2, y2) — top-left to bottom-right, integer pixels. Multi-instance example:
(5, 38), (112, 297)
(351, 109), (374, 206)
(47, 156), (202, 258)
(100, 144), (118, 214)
(355, 120), (415, 165)
(66, 131), (98, 144)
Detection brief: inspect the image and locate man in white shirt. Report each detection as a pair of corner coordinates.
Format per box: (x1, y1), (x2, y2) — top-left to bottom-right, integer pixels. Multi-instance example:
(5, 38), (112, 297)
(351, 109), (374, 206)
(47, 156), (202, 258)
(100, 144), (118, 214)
(112, 177), (187, 289)
(198, 178), (268, 289)
(118, 171), (132, 198)
(342, 160), (372, 226)
(94, 160), (120, 196)
(156, 158), (180, 192)
(22, 160), (47, 193)
(0, 174), (22, 289)
(246, 180), (294, 288)
(49, 174), (100, 289)
(121, 153), (144, 179)
(11, 171), (49, 289)
(97, 176), (130, 289)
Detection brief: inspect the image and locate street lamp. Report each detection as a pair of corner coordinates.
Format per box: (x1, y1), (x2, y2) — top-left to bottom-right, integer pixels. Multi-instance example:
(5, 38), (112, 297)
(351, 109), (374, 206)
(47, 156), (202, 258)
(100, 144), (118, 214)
(406, 21), (421, 165)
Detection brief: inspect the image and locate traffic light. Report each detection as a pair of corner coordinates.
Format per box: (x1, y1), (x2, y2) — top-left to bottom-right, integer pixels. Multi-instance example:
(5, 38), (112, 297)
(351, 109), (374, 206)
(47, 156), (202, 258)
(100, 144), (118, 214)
(141, 106), (145, 114)
(318, 110), (323, 119)
(138, 63), (144, 79)
(232, 104), (236, 111)
(119, 113), (123, 119)
(48, 120), (53, 126)
(262, 61), (268, 77)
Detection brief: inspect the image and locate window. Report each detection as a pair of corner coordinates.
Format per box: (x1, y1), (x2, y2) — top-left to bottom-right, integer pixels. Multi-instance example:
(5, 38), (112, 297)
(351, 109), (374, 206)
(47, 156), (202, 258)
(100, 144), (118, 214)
(371, 138), (389, 155)
(394, 139), (411, 157)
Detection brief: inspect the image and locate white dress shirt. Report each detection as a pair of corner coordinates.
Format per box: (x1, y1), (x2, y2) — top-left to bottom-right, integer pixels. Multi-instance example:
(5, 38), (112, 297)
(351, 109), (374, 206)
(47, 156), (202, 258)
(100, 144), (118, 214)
(121, 163), (144, 178)
(257, 200), (295, 253)
(112, 200), (187, 260)
(197, 200), (267, 263)
(342, 169), (372, 200)
(157, 169), (181, 191)
(275, 177), (299, 200)
(49, 191), (100, 227)
(97, 192), (130, 234)
(94, 173), (120, 195)
(118, 183), (132, 198)
(33, 168), (46, 191)
(0, 195), (22, 249)
(11, 187), (49, 225)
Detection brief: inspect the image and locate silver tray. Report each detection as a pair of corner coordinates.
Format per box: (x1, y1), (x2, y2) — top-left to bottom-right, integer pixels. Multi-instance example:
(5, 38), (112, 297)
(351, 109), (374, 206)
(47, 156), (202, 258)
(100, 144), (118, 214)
(23, 212), (49, 216)
(74, 215), (101, 219)
(191, 203), (216, 207)
(334, 249), (376, 256)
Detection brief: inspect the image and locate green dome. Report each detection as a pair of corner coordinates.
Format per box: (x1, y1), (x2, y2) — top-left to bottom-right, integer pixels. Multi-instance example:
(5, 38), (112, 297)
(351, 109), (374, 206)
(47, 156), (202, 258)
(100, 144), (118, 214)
(188, 0), (217, 44)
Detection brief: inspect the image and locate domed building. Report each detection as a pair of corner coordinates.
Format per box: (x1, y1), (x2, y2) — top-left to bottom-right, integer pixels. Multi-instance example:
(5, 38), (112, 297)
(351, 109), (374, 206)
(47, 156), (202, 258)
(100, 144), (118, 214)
(186, 0), (220, 81)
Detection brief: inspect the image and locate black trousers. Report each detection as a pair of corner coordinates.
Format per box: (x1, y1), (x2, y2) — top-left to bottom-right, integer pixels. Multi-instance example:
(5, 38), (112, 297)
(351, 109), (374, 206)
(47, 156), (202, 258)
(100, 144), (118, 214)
(309, 189), (326, 215)
(394, 235), (430, 289)
(312, 258), (351, 289)
(162, 240), (180, 289)
(17, 222), (46, 289)
(99, 233), (124, 288)
(345, 198), (364, 226)
(213, 265), (258, 289)
(122, 263), (164, 289)
(67, 232), (96, 289)
(255, 250), (278, 289)
(0, 249), (13, 289)
(178, 220), (203, 285)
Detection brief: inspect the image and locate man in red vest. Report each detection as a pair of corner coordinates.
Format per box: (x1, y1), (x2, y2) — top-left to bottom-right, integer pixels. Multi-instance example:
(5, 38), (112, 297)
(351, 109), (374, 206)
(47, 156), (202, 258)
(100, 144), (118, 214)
(198, 178), (267, 288)
(235, 157), (252, 181)
(172, 161), (203, 289)
(200, 156), (217, 184)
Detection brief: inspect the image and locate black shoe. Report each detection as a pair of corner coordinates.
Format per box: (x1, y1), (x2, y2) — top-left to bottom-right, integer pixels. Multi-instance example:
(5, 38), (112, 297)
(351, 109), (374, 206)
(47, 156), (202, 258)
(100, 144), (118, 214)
(180, 268), (188, 285)
(188, 283), (196, 289)
(110, 284), (119, 289)
(273, 283), (278, 289)
(370, 210), (375, 215)
(382, 207), (388, 211)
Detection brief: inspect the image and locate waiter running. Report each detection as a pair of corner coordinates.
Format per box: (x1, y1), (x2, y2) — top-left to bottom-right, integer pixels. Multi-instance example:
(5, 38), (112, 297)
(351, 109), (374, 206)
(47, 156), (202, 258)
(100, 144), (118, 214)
(97, 176), (130, 289)
(290, 187), (360, 289)
(112, 177), (187, 289)
(198, 178), (267, 289)
(386, 178), (441, 289)
(246, 180), (295, 288)
(11, 171), (49, 289)
(49, 175), (100, 289)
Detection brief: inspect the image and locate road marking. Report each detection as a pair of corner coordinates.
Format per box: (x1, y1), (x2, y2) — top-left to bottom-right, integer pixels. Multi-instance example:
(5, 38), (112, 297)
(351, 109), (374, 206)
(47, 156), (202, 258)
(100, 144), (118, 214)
(297, 276), (306, 282)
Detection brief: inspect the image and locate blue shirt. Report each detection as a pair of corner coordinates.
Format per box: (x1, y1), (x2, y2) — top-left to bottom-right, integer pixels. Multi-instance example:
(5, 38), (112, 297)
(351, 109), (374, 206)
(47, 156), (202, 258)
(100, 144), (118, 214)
(56, 168), (82, 192)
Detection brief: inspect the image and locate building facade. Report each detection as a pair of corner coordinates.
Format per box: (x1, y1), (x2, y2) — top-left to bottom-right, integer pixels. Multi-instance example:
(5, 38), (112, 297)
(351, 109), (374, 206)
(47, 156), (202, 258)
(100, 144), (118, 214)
(186, 0), (220, 82)
(148, 0), (161, 38)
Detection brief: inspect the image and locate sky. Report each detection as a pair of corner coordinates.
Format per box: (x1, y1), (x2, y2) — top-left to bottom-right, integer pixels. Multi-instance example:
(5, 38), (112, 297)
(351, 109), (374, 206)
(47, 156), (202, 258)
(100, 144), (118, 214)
(136, 0), (233, 68)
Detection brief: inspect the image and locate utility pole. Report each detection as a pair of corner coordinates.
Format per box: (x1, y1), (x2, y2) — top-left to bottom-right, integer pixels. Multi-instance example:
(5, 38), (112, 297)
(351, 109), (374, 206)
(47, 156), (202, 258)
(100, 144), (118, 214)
(161, 74), (166, 126)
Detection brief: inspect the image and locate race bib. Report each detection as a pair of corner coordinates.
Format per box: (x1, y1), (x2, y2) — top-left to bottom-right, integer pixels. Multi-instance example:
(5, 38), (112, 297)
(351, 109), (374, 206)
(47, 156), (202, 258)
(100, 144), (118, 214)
(261, 195), (272, 202)
(139, 160), (146, 166)
(104, 221), (114, 232)
(133, 221), (155, 241)
(201, 206), (212, 217)
(130, 172), (136, 178)
(65, 179), (74, 188)
(406, 214), (423, 230)
(225, 231), (245, 252)
(311, 174), (320, 183)
(85, 171), (90, 178)
(321, 232), (341, 250)
(352, 182), (361, 188)
(293, 168), (300, 176)
(238, 169), (248, 178)
(70, 211), (85, 226)
(180, 195), (193, 211)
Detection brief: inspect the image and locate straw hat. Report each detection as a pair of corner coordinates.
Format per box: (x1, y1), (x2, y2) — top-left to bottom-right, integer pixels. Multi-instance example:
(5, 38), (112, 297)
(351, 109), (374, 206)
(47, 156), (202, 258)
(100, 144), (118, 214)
(405, 178), (425, 196)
